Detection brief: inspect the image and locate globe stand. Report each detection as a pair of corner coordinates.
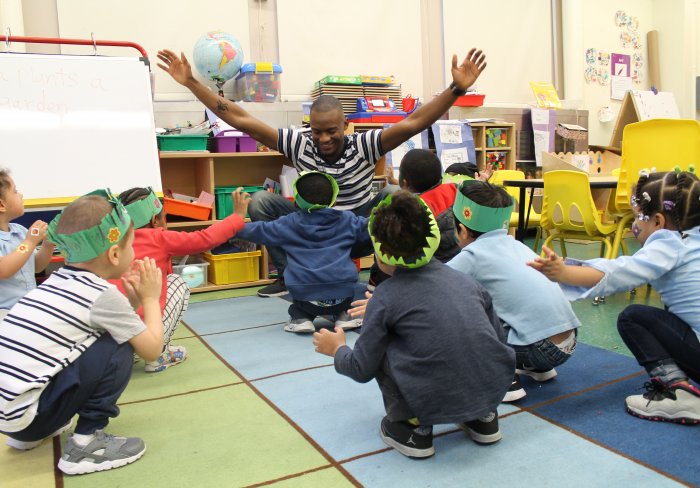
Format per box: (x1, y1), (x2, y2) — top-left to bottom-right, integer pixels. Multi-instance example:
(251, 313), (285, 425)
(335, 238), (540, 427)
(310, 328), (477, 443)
(215, 81), (225, 98)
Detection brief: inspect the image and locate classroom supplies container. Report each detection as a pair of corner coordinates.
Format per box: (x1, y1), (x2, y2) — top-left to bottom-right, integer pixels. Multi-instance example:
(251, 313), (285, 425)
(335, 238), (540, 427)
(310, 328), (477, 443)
(214, 185), (267, 219)
(157, 134), (209, 151)
(234, 62), (283, 103)
(172, 256), (210, 289)
(212, 131), (257, 153)
(454, 93), (485, 107)
(315, 75), (362, 87)
(163, 197), (212, 220)
(203, 250), (261, 284)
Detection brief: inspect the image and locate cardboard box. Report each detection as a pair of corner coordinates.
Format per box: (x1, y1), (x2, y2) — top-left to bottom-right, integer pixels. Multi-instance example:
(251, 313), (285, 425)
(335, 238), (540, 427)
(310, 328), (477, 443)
(541, 150), (620, 176)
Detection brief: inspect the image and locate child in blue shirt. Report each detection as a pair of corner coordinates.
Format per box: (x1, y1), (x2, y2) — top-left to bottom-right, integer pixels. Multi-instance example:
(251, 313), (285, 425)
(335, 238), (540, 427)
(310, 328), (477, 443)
(448, 180), (581, 402)
(0, 169), (55, 318)
(234, 172), (367, 333)
(529, 170), (700, 425)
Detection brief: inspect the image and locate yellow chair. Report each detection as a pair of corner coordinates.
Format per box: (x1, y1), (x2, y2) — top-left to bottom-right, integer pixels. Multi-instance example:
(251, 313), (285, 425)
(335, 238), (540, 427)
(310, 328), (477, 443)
(490, 170), (543, 251)
(609, 119), (700, 257)
(540, 170), (620, 259)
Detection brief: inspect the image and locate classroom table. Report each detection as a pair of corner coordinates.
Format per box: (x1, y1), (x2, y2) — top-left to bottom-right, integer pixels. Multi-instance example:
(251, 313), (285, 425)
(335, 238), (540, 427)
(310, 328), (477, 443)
(503, 175), (618, 242)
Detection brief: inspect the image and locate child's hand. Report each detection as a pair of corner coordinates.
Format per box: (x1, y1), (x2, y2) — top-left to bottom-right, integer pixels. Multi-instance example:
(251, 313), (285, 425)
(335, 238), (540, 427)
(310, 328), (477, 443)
(121, 264), (142, 310)
(527, 245), (565, 281)
(233, 187), (251, 219)
(26, 220), (48, 246)
(348, 291), (373, 318)
(476, 165), (494, 182)
(131, 258), (162, 302)
(313, 327), (346, 357)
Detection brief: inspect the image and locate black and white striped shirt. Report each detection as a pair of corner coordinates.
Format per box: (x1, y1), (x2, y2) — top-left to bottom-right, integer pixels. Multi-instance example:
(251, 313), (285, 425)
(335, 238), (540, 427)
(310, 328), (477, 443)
(278, 128), (384, 211)
(0, 268), (145, 432)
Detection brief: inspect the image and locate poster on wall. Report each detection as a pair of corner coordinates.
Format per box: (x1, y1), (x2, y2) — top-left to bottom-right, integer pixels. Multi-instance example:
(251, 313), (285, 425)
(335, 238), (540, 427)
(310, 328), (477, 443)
(531, 108), (555, 167)
(610, 53), (632, 101)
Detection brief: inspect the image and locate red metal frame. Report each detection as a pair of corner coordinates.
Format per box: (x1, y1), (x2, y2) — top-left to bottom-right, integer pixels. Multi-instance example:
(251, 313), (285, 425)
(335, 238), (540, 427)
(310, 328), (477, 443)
(4, 35), (147, 58)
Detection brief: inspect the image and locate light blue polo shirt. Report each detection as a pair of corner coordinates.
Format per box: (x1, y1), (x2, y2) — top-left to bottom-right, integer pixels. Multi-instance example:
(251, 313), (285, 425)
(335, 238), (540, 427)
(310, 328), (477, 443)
(448, 229), (581, 346)
(0, 223), (36, 310)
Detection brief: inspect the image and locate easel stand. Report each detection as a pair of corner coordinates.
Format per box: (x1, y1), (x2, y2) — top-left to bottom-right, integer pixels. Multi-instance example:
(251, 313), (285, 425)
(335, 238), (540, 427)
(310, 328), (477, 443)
(609, 90), (680, 149)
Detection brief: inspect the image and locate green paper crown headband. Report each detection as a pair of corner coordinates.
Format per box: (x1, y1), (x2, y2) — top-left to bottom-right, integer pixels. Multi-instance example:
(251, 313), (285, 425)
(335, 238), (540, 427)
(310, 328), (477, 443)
(453, 181), (514, 233)
(48, 189), (132, 263)
(368, 193), (440, 269)
(124, 187), (163, 229)
(293, 171), (339, 212)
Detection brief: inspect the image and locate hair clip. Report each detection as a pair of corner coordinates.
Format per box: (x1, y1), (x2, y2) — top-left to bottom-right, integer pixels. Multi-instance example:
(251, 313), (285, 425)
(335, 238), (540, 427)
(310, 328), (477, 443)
(639, 169), (650, 177)
(642, 192), (651, 202)
(651, 167), (657, 173)
(663, 200), (675, 211)
(674, 165), (682, 174)
(630, 195), (639, 206)
(689, 165), (696, 174)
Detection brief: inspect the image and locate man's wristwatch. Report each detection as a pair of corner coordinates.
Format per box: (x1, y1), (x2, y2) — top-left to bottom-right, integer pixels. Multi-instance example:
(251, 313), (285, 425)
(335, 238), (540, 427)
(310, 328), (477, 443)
(449, 82), (467, 97)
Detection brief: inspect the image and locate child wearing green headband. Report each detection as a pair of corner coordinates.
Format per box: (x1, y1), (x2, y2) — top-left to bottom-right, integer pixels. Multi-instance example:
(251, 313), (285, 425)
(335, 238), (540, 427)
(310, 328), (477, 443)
(313, 190), (514, 459)
(448, 180), (580, 403)
(234, 172), (368, 333)
(0, 190), (164, 475)
(0, 169), (56, 317)
(117, 186), (246, 372)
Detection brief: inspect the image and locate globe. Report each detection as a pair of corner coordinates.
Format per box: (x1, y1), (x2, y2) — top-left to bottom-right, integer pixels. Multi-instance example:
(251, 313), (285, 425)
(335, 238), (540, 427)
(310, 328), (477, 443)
(192, 31), (244, 89)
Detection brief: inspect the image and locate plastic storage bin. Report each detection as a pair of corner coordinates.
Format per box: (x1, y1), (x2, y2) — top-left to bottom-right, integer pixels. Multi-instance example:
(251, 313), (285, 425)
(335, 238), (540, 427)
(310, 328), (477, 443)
(172, 256), (210, 289)
(212, 131), (257, 153)
(157, 134), (209, 151)
(454, 94), (485, 107)
(234, 62), (282, 103)
(163, 197), (212, 220)
(203, 251), (261, 285)
(215, 185), (266, 219)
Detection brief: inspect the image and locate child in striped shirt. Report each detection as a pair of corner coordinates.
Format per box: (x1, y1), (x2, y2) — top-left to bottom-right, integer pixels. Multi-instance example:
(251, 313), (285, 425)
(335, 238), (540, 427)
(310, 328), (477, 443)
(0, 189), (163, 475)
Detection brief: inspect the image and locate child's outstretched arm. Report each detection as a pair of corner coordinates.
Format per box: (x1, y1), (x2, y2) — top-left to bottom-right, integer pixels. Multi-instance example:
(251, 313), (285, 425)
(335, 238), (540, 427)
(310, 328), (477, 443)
(527, 245), (604, 287)
(233, 188), (251, 219)
(0, 220), (48, 279)
(125, 258), (164, 361)
(34, 240), (55, 273)
(313, 327), (347, 357)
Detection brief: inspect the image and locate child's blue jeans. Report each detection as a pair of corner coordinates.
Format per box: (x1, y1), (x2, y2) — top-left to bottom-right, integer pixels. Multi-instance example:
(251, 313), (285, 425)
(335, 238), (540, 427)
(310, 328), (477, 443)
(509, 329), (577, 371)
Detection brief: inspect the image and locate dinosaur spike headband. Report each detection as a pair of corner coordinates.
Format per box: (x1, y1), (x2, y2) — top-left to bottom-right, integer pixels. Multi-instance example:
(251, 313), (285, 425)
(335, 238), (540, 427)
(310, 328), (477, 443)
(368, 193), (439, 269)
(124, 187), (163, 229)
(293, 171), (339, 212)
(48, 189), (131, 263)
(453, 180), (514, 233)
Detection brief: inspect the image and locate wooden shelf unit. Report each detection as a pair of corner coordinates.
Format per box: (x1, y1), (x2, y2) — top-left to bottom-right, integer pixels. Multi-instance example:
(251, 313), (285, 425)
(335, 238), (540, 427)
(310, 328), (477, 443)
(159, 150), (291, 292)
(469, 122), (516, 171)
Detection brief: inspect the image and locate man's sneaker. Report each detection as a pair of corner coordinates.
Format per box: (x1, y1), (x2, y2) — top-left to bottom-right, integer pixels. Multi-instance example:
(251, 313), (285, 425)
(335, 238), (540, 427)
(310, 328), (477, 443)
(625, 378), (700, 424)
(6, 421), (72, 451)
(257, 278), (288, 297)
(503, 374), (526, 402)
(284, 318), (315, 333)
(57, 430), (146, 475)
(459, 411), (502, 445)
(516, 366), (558, 382)
(144, 345), (187, 373)
(379, 417), (434, 459)
(334, 311), (362, 330)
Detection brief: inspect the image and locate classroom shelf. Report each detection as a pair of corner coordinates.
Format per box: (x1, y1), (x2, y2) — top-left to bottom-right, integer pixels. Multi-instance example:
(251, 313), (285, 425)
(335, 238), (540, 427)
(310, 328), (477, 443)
(470, 122), (516, 171)
(159, 150), (293, 293)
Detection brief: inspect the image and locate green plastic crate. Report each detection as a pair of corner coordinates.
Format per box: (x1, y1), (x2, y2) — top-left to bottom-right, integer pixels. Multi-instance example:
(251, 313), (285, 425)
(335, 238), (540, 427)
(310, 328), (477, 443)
(157, 134), (209, 151)
(215, 185), (265, 219)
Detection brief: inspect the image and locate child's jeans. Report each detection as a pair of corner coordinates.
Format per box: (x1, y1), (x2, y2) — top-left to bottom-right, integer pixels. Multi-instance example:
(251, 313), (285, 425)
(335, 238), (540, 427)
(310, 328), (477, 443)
(508, 328), (577, 371)
(288, 297), (353, 321)
(375, 358), (416, 423)
(617, 304), (700, 383)
(3, 333), (134, 441)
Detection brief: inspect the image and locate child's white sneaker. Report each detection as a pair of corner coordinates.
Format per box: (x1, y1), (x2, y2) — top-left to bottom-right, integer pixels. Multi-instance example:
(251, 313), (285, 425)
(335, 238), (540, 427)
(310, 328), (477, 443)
(284, 318), (315, 333)
(144, 345), (187, 373)
(625, 378), (700, 424)
(5, 421), (72, 450)
(334, 311), (362, 330)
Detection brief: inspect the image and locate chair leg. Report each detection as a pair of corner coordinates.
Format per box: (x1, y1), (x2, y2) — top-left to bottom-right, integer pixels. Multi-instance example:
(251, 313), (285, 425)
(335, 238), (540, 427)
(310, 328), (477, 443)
(532, 227), (542, 253)
(559, 239), (567, 259)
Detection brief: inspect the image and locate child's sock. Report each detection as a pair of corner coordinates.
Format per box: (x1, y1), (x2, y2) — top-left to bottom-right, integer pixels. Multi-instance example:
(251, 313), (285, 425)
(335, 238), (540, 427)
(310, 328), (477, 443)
(648, 359), (688, 385)
(71, 432), (96, 447)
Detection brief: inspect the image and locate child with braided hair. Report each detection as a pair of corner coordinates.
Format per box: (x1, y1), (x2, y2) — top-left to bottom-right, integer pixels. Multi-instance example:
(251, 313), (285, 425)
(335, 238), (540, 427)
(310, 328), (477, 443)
(528, 169), (700, 424)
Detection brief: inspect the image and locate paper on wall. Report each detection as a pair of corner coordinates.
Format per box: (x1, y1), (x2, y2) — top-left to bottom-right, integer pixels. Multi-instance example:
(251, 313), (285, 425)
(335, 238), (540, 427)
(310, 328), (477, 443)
(533, 130), (550, 167)
(610, 75), (632, 101)
(440, 147), (469, 167)
(439, 124), (463, 144)
(571, 154), (589, 171)
(531, 107), (551, 125)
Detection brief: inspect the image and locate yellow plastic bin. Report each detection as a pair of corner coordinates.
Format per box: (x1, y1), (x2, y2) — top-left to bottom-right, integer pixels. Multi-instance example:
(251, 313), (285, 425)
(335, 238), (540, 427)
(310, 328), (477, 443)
(203, 251), (261, 285)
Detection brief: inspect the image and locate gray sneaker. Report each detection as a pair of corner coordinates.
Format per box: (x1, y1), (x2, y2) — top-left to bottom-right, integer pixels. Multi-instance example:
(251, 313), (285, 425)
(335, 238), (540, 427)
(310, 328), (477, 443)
(58, 430), (146, 475)
(625, 378), (700, 424)
(284, 318), (315, 333)
(334, 311), (362, 330)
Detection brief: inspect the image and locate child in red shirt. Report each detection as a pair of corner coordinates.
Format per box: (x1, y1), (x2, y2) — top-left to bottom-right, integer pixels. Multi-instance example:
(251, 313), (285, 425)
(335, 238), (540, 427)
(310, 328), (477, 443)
(117, 187), (244, 372)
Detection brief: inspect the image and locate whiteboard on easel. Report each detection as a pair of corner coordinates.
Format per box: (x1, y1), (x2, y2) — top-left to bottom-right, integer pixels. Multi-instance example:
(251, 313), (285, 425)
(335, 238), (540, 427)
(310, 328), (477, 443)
(631, 90), (680, 120)
(0, 53), (160, 204)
